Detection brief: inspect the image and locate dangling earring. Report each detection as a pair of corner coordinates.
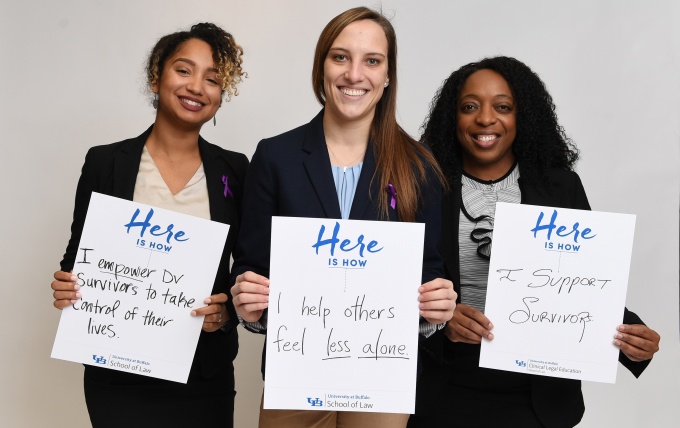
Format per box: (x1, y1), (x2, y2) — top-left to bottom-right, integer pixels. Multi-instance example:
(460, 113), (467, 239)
(213, 115), (217, 126)
(152, 93), (159, 109)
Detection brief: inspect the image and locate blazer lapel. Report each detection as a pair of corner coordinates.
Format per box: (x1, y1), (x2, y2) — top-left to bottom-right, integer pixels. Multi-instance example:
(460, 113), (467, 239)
(301, 111), (342, 219)
(349, 141), (377, 220)
(112, 127), (151, 200)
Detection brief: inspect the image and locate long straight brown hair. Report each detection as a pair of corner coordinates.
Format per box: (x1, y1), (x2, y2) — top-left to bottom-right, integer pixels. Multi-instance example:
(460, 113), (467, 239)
(311, 7), (445, 222)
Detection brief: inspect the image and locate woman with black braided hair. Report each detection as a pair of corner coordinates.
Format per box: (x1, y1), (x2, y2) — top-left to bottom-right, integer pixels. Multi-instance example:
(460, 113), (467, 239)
(408, 56), (660, 427)
(50, 23), (247, 427)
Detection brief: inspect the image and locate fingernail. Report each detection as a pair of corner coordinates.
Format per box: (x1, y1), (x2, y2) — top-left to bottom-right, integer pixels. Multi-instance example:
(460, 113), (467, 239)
(487, 333), (494, 340)
(73, 284), (81, 291)
(616, 333), (623, 339)
(75, 292), (82, 298)
(70, 275), (78, 282)
(190, 311), (197, 317)
(613, 340), (621, 346)
(204, 298), (211, 304)
(70, 299), (78, 304)
(488, 322), (494, 329)
(618, 325), (626, 331)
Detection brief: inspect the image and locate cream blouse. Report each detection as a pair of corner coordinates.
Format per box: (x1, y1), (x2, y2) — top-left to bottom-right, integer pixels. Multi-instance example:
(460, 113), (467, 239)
(132, 146), (211, 220)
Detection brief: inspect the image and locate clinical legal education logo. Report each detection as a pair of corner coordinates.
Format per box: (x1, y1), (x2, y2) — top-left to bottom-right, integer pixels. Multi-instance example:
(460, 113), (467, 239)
(92, 355), (107, 365)
(307, 397), (323, 407)
(515, 358), (582, 376)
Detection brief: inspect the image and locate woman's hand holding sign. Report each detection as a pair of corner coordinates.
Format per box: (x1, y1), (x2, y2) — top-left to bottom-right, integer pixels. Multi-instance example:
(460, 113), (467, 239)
(614, 324), (660, 362)
(231, 271), (270, 322)
(444, 303), (494, 344)
(191, 293), (229, 333)
(51, 270), (81, 309)
(418, 278), (457, 325)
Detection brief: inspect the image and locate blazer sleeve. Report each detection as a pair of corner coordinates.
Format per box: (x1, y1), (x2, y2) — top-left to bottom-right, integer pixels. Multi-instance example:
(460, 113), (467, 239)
(570, 172), (652, 377)
(230, 139), (277, 283)
(60, 148), (100, 271)
(415, 165), (448, 363)
(418, 165), (445, 284)
(218, 150), (250, 324)
(571, 172), (591, 210)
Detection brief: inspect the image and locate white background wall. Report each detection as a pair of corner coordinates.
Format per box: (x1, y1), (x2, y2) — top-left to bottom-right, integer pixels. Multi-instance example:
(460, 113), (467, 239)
(1, 1), (678, 427)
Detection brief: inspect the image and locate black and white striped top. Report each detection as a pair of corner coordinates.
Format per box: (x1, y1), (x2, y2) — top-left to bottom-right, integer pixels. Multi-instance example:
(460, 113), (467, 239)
(459, 165), (521, 313)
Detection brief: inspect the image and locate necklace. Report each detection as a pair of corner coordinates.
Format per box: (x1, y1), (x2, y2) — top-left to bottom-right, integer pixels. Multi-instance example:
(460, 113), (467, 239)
(326, 144), (366, 172)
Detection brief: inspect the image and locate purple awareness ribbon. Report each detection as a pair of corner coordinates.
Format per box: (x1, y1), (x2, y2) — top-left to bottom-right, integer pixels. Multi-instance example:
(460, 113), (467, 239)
(386, 184), (397, 209)
(222, 175), (233, 198)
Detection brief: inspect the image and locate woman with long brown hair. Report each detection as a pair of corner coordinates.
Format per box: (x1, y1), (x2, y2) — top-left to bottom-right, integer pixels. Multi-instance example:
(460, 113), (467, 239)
(230, 7), (456, 428)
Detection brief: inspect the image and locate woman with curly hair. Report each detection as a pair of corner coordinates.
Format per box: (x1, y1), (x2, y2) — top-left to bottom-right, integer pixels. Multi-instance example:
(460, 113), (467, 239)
(50, 23), (247, 427)
(408, 56), (660, 427)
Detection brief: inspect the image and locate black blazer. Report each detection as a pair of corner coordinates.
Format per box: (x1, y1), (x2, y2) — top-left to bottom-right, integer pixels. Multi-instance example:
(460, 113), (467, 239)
(433, 167), (651, 427)
(60, 126), (248, 385)
(230, 109), (448, 403)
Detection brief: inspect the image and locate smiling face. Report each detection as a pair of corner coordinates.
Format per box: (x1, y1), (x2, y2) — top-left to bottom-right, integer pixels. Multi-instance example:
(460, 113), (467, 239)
(456, 69), (517, 180)
(153, 38), (222, 130)
(322, 19), (389, 127)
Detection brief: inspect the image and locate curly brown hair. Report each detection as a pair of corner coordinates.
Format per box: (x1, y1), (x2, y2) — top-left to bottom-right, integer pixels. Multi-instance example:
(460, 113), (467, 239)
(146, 22), (245, 102)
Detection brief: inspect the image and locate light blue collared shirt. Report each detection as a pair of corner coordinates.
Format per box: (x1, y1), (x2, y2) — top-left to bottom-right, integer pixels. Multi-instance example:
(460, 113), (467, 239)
(331, 163), (363, 219)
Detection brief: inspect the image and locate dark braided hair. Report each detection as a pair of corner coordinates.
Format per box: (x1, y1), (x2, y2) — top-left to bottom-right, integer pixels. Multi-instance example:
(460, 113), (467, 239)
(147, 22), (245, 102)
(421, 56), (579, 187)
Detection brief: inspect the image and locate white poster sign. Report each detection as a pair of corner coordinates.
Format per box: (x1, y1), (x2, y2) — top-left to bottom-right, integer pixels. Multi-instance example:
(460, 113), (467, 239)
(480, 203), (635, 383)
(52, 192), (229, 383)
(264, 217), (425, 413)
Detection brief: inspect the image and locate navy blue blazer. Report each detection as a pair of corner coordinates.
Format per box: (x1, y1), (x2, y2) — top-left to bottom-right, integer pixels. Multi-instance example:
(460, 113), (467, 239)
(60, 125), (248, 385)
(419, 167), (651, 427)
(231, 109), (448, 398)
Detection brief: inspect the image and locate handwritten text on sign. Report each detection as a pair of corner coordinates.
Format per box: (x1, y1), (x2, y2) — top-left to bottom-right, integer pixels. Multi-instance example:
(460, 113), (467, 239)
(480, 203), (635, 383)
(264, 217), (425, 414)
(51, 192), (229, 383)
